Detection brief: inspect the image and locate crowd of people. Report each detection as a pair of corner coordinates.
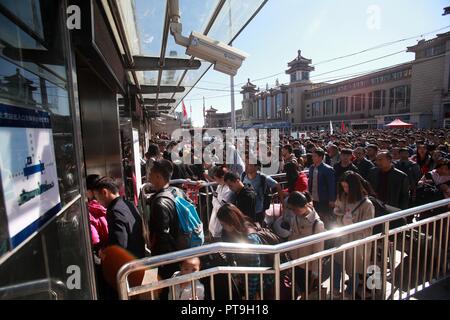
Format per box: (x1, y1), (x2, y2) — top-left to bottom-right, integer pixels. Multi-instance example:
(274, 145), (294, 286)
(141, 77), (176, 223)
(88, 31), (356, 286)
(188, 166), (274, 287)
(85, 128), (450, 300)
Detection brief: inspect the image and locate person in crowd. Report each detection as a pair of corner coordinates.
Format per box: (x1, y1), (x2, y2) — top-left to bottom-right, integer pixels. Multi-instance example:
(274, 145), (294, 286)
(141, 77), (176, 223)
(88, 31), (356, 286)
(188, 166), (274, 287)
(333, 171), (375, 299)
(391, 147), (401, 162)
(398, 139), (415, 157)
(333, 148), (359, 182)
(242, 159), (284, 225)
(226, 142), (245, 177)
(93, 177), (145, 259)
(209, 166), (235, 240)
(85, 174), (110, 299)
(293, 140), (305, 158)
(284, 162), (308, 194)
(168, 257), (205, 300)
(367, 151), (410, 210)
(146, 143), (161, 182)
(325, 144), (340, 167)
(285, 192), (326, 298)
(224, 172), (257, 222)
(395, 148), (422, 204)
(412, 142), (434, 176)
(308, 148), (336, 229)
(86, 174), (109, 252)
(366, 144), (379, 163)
(281, 144), (298, 172)
(147, 160), (189, 282)
(217, 203), (273, 300)
(353, 147), (375, 180)
(418, 159), (450, 199)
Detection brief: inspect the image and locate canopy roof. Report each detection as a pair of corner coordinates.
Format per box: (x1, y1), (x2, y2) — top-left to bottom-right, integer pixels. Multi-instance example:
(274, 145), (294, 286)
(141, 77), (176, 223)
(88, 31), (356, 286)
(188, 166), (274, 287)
(385, 118), (414, 128)
(117, 0), (268, 115)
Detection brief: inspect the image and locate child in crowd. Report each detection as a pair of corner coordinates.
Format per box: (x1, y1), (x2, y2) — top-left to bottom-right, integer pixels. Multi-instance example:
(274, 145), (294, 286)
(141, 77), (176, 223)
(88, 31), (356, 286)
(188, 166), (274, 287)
(168, 257), (205, 300)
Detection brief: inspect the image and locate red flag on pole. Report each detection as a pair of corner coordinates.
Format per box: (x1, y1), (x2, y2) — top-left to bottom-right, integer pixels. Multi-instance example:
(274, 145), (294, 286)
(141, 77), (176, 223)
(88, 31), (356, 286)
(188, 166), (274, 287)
(182, 100), (187, 119)
(341, 121), (345, 133)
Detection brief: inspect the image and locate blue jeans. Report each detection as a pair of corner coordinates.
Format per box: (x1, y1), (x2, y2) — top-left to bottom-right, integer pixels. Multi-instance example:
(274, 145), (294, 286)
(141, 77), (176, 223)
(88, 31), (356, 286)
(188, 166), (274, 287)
(333, 262), (360, 295)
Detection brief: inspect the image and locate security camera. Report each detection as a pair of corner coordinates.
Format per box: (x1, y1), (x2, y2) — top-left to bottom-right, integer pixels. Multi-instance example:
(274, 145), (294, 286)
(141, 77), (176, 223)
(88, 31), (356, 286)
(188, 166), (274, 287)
(186, 32), (248, 76)
(168, 0), (248, 76)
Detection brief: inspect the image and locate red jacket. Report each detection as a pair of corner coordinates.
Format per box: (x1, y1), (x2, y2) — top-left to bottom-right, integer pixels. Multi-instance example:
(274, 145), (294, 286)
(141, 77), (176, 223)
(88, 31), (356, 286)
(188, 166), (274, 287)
(88, 200), (108, 249)
(295, 172), (309, 193)
(284, 172), (309, 193)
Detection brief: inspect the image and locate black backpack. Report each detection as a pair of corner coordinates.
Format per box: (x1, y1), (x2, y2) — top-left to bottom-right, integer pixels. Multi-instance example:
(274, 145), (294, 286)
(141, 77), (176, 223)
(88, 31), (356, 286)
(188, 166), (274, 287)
(241, 172), (272, 212)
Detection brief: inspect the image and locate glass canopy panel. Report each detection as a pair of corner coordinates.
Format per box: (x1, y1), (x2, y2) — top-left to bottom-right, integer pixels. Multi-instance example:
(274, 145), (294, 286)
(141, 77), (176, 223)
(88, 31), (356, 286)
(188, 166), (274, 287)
(142, 71), (159, 85)
(124, 0), (166, 56)
(160, 69), (184, 86)
(208, 0), (266, 43)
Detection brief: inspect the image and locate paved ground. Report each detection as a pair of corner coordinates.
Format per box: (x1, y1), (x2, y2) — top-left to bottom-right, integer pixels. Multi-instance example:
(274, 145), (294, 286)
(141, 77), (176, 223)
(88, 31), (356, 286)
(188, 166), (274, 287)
(409, 278), (450, 300)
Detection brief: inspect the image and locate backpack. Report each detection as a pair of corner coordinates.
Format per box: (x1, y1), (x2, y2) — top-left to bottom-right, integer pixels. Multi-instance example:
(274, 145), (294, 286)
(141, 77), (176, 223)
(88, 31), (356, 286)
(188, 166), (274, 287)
(250, 224), (290, 267)
(242, 172), (272, 212)
(155, 187), (204, 249)
(253, 223), (282, 245)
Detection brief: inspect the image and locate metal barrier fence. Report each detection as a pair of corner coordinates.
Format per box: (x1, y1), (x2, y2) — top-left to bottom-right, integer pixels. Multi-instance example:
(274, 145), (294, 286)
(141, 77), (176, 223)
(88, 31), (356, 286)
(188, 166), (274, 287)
(119, 198), (450, 300)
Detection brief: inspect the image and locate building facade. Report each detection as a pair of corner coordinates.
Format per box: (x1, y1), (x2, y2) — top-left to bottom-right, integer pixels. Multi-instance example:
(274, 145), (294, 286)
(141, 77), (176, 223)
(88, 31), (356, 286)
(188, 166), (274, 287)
(240, 32), (450, 131)
(204, 107), (243, 129)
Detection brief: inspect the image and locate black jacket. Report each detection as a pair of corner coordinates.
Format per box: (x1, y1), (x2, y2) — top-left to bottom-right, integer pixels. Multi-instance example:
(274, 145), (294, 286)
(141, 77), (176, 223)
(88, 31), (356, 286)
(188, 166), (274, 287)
(367, 166), (410, 210)
(353, 158), (375, 180)
(235, 185), (257, 222)
(333, 162), (359, 182)
(394, 160), (422, 190)
(148, 187), (180, 257)
(106, 197), (146, 259)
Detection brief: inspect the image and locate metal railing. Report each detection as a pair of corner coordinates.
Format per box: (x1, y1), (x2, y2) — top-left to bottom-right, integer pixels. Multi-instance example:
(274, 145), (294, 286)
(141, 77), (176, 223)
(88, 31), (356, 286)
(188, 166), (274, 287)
(118, 198), (450, 300)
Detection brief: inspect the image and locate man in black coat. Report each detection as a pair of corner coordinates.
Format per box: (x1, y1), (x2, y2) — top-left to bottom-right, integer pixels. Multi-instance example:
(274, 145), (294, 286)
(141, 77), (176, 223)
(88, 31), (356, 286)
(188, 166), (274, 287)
(367, 151), (410, 210)
(353, 147), (375, 180)
(93, 177), (146, 259)
(224, 172), (257, 222)
(333, 148), (359, 182)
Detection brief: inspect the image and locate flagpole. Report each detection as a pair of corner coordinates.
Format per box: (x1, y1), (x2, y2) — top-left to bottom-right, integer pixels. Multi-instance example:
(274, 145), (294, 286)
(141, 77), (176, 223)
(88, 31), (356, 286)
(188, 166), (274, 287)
(203, 96), (206, 127)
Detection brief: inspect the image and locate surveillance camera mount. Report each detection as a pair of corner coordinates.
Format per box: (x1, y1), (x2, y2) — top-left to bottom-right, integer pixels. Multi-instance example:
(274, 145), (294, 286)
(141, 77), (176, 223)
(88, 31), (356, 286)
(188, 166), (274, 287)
(168, 0), (248, 76)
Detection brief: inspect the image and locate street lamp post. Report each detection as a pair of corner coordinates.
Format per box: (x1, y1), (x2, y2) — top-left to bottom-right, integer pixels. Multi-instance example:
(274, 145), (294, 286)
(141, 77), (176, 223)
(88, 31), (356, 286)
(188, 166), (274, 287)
(285, 105), (292, 136)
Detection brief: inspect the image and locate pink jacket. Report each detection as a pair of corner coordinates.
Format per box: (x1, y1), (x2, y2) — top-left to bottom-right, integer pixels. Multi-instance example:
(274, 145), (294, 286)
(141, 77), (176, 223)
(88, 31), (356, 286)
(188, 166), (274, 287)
(88, 200), (108, 249)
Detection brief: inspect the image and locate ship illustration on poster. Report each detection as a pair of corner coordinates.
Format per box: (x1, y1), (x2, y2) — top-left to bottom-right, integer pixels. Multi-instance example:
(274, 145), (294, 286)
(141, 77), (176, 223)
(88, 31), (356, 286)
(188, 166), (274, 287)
(18, 181), (55, 206)
(23, 157), (45, 179)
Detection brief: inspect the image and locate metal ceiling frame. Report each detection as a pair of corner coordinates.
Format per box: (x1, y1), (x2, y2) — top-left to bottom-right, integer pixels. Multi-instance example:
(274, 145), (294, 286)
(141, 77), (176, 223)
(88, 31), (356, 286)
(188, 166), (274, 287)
(167, 0), (269, 114)
(107, 0), (269, 117)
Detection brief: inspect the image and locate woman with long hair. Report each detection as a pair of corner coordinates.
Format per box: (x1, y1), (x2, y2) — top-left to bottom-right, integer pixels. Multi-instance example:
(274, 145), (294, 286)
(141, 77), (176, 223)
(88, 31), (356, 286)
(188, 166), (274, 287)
(209, 166), (234, 240)
(284, 162), (308, 194)
(217, 203), (273, 299)
(412, 143), (434, 176)
(332, 171), (375, 299)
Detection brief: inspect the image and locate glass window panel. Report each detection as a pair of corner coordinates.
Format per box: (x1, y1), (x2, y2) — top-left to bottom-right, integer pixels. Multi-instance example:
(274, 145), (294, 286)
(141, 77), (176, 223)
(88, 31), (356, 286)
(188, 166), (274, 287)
(0, 2), (79, 206)
(1, 0), (44, 39)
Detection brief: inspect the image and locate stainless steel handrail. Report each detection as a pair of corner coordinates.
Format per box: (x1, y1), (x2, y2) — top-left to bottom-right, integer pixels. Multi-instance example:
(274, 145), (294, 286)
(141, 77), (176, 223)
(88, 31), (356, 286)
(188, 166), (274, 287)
(118, 198), (450, 299)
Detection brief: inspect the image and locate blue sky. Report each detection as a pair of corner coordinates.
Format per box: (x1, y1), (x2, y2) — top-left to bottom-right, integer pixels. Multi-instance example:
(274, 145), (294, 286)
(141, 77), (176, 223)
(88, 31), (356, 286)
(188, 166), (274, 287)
(180, 0), (450, 127)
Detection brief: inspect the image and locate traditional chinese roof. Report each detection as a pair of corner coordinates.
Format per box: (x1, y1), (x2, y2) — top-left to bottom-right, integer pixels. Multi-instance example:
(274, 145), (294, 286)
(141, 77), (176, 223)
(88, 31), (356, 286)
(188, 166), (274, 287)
(206, 106), (218, 113)
(240, 78), (258, 94)
(286, 50), (315, 74)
